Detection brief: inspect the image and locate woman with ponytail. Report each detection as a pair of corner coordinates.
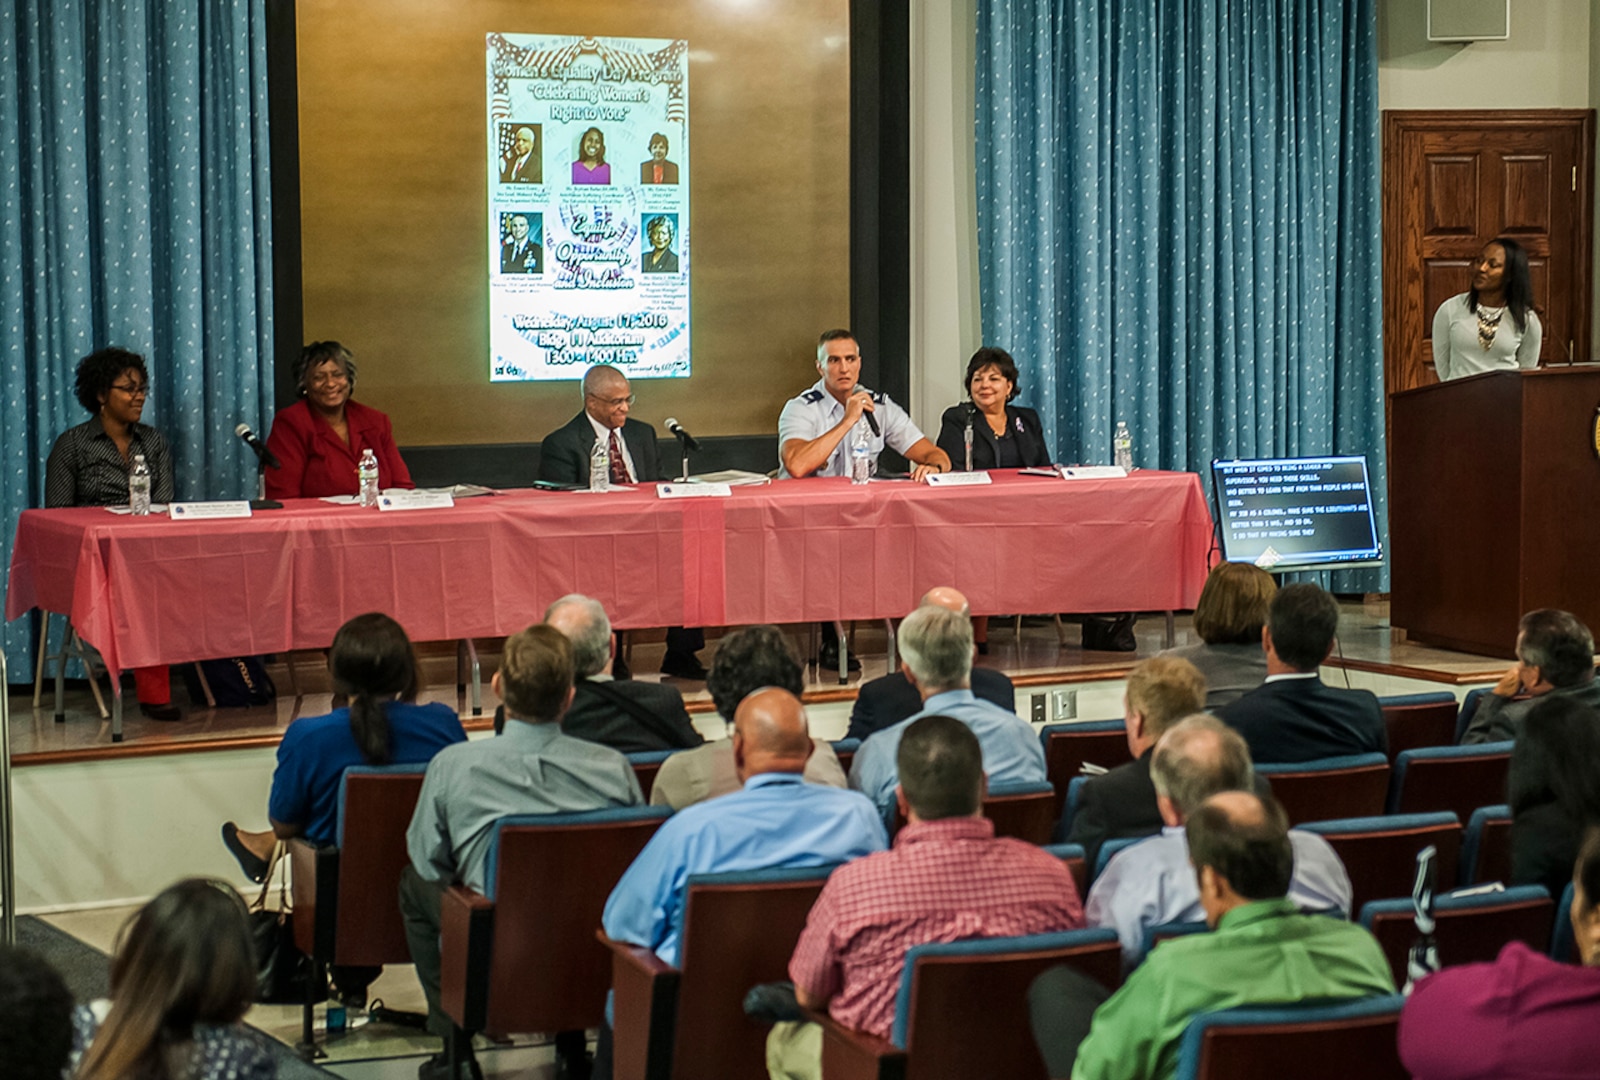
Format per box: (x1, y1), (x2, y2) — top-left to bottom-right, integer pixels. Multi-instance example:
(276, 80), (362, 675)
(220, 612), (465, 883)
(72, 878), (270, 1080)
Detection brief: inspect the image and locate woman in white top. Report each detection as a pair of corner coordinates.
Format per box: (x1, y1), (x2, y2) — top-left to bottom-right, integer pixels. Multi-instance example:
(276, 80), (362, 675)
(1431, 236), (1542, 381)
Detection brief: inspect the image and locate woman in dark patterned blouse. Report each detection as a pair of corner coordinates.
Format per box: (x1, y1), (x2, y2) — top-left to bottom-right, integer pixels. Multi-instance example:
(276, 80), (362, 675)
(43, 347), (181, 720)
(72, 878), (275, 1080)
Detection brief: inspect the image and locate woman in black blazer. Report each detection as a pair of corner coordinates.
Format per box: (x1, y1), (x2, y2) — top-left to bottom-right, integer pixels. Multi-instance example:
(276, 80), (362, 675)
(936, 347), (1052, 470)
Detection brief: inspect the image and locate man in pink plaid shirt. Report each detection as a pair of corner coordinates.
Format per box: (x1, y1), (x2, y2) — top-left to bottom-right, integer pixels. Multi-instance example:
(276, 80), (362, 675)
(770, 714), (1084, 1079)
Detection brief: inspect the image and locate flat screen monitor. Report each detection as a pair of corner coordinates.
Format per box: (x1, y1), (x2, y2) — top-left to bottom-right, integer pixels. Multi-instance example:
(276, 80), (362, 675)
(1210, 455), (1384, 571)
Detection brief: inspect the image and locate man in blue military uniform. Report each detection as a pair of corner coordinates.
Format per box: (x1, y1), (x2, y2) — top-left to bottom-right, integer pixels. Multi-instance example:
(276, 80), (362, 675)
(778, 328), (951, 481)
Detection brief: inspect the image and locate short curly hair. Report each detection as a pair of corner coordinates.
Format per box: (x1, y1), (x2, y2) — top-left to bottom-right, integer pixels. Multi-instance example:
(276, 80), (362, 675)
(74, 347), (148, 414)
(293, 341), (357, 394)
(706, 626), (803, 723)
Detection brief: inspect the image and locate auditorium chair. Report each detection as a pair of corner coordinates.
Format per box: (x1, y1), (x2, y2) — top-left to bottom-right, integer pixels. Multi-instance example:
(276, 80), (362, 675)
(1173, 995), (1408, 1080)
(1040, 720), (1131, 819)
(1455, 687), (1490, 743)
(831, 737), (860, 776)
(602, 864), (836, 1080)
(625, 749), (679, 802)
(1057, 774), (1090, 838)
(1138, 921), (1209, 964)
(1385, 742), (1513, 822)
(1254, 754), (1391, 825)
(1298, 813), (1462, 913)
(890, 781), (1057, 843)
(1092, 836), (1141, 885)
(1357, 884), (1554, 987)
(438, 806), (670, 1048)
(1460, 805), (1513, 886)
(1551, 881), (1578, 963)
(288, 764), (427, 1052)
(812, 928), (1122, 1080)
(1042, 843), (1089, 900)
(1377, 691), (1460, 760)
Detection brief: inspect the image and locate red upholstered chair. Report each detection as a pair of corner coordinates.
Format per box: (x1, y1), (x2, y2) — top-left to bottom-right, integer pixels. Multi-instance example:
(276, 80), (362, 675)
(1378, 692), (1461, 761)
(1386, 743), (1513, 823)
(1461, 805), (1513, 886)
(1173, 995), (1407, 1080)
(1299, 813), (1462, 913)
(890, 782), (1058, 844)
(438, 807), (670, 1041)
(1357, 885), (1555, 986)
(1042, 843), (1089, 900)
(813, 928), (1122, 1080)
(288, 765), (427, 1051)
(626, 749), (679, 802)
(1254, 754), (1391, 826)
(1040, 721), (1132, 819)
(603, 865), (836, 1080)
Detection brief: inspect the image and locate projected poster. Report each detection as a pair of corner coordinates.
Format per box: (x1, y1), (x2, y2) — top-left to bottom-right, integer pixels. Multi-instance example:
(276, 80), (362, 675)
(487, 33), (689, 381)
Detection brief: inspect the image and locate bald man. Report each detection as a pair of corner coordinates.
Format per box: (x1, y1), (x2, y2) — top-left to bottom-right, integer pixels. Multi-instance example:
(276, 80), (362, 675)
(847, 587), (1016, 740)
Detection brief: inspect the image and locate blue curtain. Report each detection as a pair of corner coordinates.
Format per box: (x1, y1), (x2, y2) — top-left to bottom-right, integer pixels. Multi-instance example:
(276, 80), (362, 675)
(975, 0), (1385, 590)
(0, 0), (274, 676)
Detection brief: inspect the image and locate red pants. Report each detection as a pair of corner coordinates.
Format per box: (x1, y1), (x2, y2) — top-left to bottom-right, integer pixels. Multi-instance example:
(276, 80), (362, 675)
(133, 664), (171, 705)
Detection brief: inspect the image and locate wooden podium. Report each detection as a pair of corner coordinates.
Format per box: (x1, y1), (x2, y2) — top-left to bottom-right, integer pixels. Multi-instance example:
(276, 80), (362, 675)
(1391, 368), (1600, 658)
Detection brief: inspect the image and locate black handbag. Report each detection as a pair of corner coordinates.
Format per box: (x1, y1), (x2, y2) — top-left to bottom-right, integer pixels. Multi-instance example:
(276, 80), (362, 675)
(249, 843), (326, 1005)
(1081, 613), (1138, 652)
(187, 655), (276, 708)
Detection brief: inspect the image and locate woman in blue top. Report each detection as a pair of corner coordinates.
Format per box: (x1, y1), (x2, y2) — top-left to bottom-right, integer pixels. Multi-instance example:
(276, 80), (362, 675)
(221, 612), (465, 876)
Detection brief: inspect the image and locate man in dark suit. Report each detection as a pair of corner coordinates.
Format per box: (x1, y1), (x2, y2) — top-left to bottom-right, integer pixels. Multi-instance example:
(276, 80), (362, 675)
(499, 213), (542, 273)
(1216, 583), (1386, 763)
(537, 365), (707, 680)
(500, 125), (541, 183)
(1462, 608), (1600, 744)
(639, 132), (679, 184)
(1057, 654), (1207, 866)
(847, 586), (1016, 740)
(543, 594), (704, 754)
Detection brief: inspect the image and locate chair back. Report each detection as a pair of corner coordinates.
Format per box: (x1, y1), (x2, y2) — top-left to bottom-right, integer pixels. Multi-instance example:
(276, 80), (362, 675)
(1378, 693), (1460, 760)
(983, 782), (1058, 844)
(1040, 721), (1131, 818)
(626, 749), (678, 802)
(893, 929), (1122, 1080)
(1174, 995), (1407, 1080)
(1461, 805), (1513, 886)
(670, 866), (837, 1079)
(479, 806), (670, 1036)
(1059, 775), (1089, 838)
(1299, 813), (1461, 913)
(1093, 836), (1142, 886)
(1455, 687), (1490, 743)
(290, 765), (427, 964)
(1042, 843), (1088, 899)
(1138, 921), (1209, 963)
(1552, 881), (1578, 962)
(1386, 742), (1512, 822)
(831, 737), (860, 776)
(1358, 885), (1553, 986)
(1256, 754), (1391, 825)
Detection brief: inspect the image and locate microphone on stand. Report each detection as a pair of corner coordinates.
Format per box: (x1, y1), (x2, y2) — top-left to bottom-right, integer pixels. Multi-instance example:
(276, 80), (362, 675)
(962, 402), (975, 472)
(664, 417), (701, 451)
(235, 423), (281, 470)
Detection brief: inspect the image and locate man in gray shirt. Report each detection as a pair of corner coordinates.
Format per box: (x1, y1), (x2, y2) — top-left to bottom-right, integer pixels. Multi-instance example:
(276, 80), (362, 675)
(401, 623), (642, 1079)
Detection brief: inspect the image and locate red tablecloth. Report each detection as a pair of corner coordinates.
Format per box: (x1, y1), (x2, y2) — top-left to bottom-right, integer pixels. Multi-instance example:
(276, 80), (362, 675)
(6, 470), (1214, 676)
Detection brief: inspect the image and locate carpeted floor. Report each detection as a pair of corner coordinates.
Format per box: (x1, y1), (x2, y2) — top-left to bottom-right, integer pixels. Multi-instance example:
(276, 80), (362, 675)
(15, 915), (340, 1080)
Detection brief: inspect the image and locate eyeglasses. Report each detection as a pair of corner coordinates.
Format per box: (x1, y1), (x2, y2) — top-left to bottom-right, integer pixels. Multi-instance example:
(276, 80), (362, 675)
(307, 370), (350, 387)
(111, 383), (149, 397)
(589, 393), (635, 407)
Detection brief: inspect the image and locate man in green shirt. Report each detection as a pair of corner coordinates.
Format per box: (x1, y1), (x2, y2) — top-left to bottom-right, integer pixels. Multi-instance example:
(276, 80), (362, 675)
(1041, 790), (1394, 1080)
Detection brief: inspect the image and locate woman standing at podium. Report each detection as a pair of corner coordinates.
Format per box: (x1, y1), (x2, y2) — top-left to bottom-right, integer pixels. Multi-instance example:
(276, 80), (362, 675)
(1431, 236), (1542, 381)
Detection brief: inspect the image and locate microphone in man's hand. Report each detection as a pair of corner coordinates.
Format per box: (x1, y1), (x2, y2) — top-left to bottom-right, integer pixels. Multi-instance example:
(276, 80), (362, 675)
(863, 400), (881, 437)
(664, 417), (701, 451)
(234, 423), (281, 470)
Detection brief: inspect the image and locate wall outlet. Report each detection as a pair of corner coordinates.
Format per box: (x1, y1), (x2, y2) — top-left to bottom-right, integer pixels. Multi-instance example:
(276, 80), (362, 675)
(1030, 693), (1046, 723)
(1051, 689), (1077, 720)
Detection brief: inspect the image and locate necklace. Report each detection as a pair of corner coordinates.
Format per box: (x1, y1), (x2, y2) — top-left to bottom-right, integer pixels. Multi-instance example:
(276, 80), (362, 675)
(1476, 303), (1506, 351)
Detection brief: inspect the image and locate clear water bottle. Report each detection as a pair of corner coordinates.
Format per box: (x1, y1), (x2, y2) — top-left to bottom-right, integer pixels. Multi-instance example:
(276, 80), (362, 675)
(128, 453), (151, 515)
(357, 448), (380, 507)
(850, 426), (872, 485)
(1113, 421), (1134, 472)
(589, 437), (610, 492)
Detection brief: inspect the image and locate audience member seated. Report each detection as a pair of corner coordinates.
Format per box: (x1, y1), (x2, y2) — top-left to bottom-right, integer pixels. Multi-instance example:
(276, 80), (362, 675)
(1462, 609), (1600, 745)
(1033, 790), (1393, 1080)
(1061, 656), (1206, 864)
(543, 593), (705, 753)
(0, 945), (74, 1080)
(1158, 561), (1276, 707)
(1508, 696), (1600, 898)
(1216, 583), (1386, 763)
(1086, 715), (1352, 967)
(601, 687), (887, 1078)
(72, 878), (274, 1080)
(849, 604), (1046, 816)
(402, 624), (643, 1080)
(1400, 826), (1600, 1080)
(650, 626), (846, 809)
(847, 586), (1016, 740)
(771, 716), (1085, 1079)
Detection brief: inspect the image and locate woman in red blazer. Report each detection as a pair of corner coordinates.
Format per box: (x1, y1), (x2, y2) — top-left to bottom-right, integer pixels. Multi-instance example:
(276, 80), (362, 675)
(264, 341), (414, 499)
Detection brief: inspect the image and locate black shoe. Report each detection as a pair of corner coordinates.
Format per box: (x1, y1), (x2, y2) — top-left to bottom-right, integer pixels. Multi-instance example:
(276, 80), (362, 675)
(659, 652), (708, 681)
(220, 822), (270, 883)
(140, 701), (182, 721)
(816, 642), (861, 673)
(555, 1050), (594, 1080)
(417, 1051), (482, 1080)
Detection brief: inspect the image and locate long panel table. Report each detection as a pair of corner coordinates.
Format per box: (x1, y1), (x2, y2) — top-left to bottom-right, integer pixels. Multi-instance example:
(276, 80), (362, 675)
(7, 469), (1213, 704)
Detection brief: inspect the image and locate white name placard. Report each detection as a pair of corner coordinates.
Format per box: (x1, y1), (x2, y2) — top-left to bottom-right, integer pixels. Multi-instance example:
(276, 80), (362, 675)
(656, 482), (732, 499)
(378, 490), (456, 511)
(169, 501), (253, 520)
(926, 470), (992, 487)
(1061, 466), (1129, 480)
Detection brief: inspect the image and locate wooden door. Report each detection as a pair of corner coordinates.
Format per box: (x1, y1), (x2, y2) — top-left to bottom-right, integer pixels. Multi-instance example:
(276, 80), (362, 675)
(1383, 110), (1594, 395)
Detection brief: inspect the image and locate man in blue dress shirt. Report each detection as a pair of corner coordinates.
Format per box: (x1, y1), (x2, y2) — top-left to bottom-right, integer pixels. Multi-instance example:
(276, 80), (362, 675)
(849, 604), (1046, 818)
